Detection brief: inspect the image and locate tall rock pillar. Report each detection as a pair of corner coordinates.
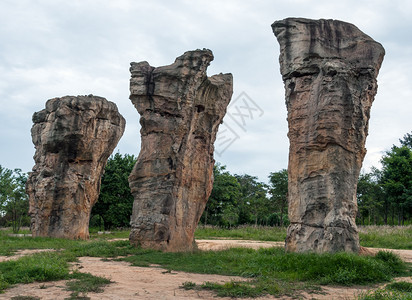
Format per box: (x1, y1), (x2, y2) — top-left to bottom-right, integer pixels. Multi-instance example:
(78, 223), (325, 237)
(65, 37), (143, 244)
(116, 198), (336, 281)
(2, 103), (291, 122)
(272, 18), (385, 252)
(129, 49), (233, 252)
(26, 95), (125, 239)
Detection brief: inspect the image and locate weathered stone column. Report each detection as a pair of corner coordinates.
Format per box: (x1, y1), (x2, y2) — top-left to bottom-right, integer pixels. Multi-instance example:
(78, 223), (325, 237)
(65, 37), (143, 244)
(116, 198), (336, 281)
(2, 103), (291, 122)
(129, 49), (232, 252)
(26, 95), (125, 239)
(272, 18), (385, 253)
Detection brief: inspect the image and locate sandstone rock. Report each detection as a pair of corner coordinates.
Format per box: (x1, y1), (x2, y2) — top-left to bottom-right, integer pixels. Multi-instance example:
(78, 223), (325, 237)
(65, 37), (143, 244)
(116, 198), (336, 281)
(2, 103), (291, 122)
(272, 18), (385, 253)
(26, 95), (125, 239)
(129, 49), (233, 252)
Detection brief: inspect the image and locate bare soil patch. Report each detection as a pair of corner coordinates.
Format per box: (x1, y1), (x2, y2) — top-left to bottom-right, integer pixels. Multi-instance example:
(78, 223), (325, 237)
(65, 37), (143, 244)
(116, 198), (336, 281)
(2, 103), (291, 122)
(1, 240), (411, 300)
(0, 249), (55, 262)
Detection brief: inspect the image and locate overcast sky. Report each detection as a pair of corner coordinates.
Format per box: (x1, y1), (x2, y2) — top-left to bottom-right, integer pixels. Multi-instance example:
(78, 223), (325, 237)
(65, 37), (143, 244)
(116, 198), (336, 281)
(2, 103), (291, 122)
(0, 0), (411, 182)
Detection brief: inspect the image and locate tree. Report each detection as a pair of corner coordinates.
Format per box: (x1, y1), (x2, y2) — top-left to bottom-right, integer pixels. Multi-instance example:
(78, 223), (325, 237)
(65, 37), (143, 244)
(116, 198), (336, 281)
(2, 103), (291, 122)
(356, 170), (384, 225)
(235, 174), (269, 226)
(0, 165), (14, 214)
(91, 153), (136, 230)
(268, 169), (288, 226)
(380, 145), (412, 225)
(0, 166), (29, 233)
(399, 131), (412, 149)
(200, 163), (242, 227)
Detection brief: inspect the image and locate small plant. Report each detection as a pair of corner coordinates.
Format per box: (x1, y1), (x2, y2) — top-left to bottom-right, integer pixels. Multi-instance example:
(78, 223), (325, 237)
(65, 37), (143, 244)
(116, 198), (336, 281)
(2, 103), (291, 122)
(181, 281), (197, 290)
(65, 272), (111, 299)
(201, 281), (263, 298)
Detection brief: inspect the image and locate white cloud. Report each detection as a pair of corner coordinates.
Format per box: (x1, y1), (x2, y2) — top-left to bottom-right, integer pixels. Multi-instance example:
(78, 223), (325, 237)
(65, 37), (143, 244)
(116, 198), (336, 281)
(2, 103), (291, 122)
(0, 0), (411, 182)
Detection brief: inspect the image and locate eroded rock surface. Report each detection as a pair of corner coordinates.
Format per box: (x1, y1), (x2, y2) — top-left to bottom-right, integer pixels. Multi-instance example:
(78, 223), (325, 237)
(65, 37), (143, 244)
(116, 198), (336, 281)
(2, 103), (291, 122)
(272, 18), (385, 253)
(129, 49), (232, 252)
(26, 95), (125, 239)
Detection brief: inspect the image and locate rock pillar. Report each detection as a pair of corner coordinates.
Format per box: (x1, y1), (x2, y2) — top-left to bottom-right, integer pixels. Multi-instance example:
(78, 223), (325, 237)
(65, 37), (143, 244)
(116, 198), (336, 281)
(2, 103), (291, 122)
(26, 95), (125, 239)
(129, 49), (233, 252)
(272, 18), (385, 252)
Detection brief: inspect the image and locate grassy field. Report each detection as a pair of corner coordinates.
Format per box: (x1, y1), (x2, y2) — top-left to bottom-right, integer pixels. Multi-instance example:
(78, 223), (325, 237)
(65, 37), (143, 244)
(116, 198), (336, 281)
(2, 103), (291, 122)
(195, 225), (287, 241)
(196, 225), (412, 250)
(0, 226), (411, 298)
(358, 225), (412, 250)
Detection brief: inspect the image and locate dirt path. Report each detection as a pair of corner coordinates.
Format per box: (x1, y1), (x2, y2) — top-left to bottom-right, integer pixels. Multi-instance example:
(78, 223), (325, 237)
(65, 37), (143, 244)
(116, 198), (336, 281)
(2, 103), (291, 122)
(1, 240), (411, 300)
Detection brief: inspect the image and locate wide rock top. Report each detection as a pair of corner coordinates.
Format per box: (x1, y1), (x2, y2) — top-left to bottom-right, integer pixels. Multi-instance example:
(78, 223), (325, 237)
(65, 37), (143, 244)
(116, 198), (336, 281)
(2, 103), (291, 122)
(272, 18), (385, 80)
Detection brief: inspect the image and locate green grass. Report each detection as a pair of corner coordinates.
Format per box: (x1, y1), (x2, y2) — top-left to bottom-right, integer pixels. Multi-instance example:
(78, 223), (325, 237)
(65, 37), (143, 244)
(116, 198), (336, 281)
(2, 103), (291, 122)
(120, 247), (409, 284)
(88, 228), (130, 240)
(66, 272), (111, 299)
(1, 226), (412, 298)
(358, 281), (412, 299)
(0, 232), (79, 256)
(195, 225), (412, 250)
(181, 279), (318, 298)
(195, 225), (287, 241)
(358, 226), (412, 249)
(66, 240), (137, 258)
(0, 239), (137, 294)
(119, 247), (410, 297)
(0, 251), (75, 291)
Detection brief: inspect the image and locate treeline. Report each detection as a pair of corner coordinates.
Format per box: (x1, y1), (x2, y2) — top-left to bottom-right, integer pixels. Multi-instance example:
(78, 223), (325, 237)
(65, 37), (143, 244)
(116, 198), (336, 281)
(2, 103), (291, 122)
(90, 153), (289, 229)
(90, 131), (412, 229)
(0, 166), (29, 232)
(200, 164), (288, 227)
(1, 132), (411, 231)
(356, 132), (412, 225)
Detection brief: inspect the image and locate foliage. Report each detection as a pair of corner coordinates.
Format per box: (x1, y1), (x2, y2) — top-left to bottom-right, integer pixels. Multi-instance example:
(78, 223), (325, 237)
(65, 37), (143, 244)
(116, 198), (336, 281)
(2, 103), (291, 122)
(201, 163), (289, 227)
(399, 132), (412, 149)
(235, 174), (270, 226)
(357, 169), (385, 225)
(268, 169), (288, 226)
(356, 131), (412, 225)
(91, 153), (136, 230)
(380, 145), (412, 225)
(200, 163), (242, 227)
(0, 166), (29, 233)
